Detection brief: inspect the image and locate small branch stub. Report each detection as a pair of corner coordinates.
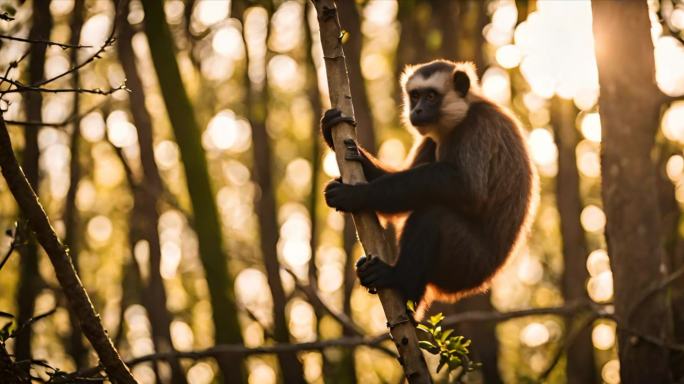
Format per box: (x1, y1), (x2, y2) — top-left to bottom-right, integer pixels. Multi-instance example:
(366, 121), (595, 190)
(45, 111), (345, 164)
(310, 0), (432, 382)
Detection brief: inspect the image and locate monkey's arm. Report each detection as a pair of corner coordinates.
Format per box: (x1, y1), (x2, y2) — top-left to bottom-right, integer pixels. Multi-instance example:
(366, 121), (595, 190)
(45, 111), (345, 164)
(349, 143), (397, 181)
(325, 162), (486, 214)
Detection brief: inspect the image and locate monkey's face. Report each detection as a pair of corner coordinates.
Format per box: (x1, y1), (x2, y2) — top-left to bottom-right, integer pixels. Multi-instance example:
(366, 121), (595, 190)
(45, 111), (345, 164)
(408, 87), (444, 129)
(403, 69), (471, 140)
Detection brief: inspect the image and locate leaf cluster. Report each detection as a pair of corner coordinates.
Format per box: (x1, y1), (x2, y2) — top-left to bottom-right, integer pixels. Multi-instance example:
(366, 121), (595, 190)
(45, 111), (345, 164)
(410, 304), (481, 379)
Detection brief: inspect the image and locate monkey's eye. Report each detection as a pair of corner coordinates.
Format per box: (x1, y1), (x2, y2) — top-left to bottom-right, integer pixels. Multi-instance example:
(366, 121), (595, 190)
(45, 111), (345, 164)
(426, 91), (437, 102)
(409, 91), (419, 102)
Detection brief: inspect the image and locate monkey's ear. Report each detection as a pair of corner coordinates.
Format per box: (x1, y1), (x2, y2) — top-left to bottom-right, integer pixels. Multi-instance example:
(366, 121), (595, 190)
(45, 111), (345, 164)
(453, 71), (470, 97)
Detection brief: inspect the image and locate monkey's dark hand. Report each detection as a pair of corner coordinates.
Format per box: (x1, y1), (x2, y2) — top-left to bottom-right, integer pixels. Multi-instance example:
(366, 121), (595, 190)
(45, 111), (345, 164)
(321, 108), (356, 150)
(356, 255), (395, 292)
(324, 179), (366, 212)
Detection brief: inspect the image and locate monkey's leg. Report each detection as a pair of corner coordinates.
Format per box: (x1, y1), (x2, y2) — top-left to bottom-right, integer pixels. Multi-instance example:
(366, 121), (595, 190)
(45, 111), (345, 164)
(357, 208), (441, 302)
(429, 212), (497, 294)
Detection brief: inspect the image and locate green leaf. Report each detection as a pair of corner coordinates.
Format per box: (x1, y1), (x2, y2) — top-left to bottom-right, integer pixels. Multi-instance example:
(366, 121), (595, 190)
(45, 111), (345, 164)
(417, 324), (431, 334)
(429, 313), (445, 326)
(418, 340), (439, 354)
(440, 328), (454, 342)
(406, 300), (416, 312)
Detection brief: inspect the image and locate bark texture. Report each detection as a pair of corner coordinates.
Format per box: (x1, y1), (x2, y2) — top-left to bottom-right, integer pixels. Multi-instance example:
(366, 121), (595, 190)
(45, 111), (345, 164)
(592, 2), (672, 382)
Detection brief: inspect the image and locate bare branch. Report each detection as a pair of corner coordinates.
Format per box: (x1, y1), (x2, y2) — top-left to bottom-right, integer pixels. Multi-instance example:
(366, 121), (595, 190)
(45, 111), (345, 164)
(0, 223), (22, 271)
(282, 266), (366, 337)
(1, 78), (128, 96)
(0, 114), (136, 383)
(4, 99), (111, 128)
(29, 2), (121, 89)
(0, 34), (92, 50)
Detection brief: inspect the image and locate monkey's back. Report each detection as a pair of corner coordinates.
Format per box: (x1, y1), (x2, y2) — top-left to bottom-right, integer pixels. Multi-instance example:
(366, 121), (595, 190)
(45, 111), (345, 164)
(448, 100), (537, 259)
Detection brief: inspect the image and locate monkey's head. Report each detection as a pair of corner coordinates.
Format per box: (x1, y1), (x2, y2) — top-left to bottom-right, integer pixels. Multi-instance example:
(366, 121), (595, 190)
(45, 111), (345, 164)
(401, 60), (479, 141)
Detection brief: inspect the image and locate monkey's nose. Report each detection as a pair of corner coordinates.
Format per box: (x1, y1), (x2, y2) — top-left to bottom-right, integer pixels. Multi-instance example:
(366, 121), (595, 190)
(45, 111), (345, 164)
(414, 108), (423, 114)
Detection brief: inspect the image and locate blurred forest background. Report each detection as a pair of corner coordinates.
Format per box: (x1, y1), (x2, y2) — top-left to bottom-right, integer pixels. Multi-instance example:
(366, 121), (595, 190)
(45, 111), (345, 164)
(1, 0), (684, 383)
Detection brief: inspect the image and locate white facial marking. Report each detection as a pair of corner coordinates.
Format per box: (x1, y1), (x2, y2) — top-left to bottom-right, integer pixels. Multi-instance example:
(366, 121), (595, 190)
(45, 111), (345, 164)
(405, 72), (450, 94)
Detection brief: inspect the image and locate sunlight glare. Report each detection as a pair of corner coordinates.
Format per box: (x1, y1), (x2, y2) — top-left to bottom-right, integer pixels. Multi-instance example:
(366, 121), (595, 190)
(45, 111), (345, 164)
(602, 360), (620, 384)
(323, 151), (340, 178)
(580, 112), (601, 143)
(667, 155), (684, 182)
(106, 111), (138, 148)
(194, 0), (229, 27)
(213, 25), (245, 60)
(514, 1), (598, 100)
(520, 322), (549, 347)
(592, 323), (616, 350)
(378, 139), (406, 169)
(496, 44), (522, 69)
(87, 215), (113, 243)
(654, 36), (684, 96)
(187, 363), (214, 384)
(662, 101), (684, 143)
(586, 249), (611, 277)
(80, 112), (106, 143)
(580, 205), (606, 233)
(587, 271), (613, 302)
(482, 67), (511, 105)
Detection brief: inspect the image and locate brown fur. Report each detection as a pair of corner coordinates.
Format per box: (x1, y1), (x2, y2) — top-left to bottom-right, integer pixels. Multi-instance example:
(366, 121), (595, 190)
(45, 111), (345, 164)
(327, 60), (538, 314)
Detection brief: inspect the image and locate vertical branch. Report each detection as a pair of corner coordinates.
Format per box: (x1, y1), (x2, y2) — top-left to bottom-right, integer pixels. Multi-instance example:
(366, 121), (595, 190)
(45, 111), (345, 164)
(236, 3), (306, 381)
(14, 0), (52, 368)
(0, 116), (137, 383)
(64, 0), (89, 369)
(115, 1), (187, 382)
(550, 97), (596, 384)
(311, 1), (431, 382)
(141, 0), (244, 381)
(592, 2), (672, 382)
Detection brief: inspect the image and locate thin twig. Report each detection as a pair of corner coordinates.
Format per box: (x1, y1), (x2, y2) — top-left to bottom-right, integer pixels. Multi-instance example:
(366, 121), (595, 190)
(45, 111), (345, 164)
(0, 224), (19, 271)
(282, 266), (366, 336)
(12, 308), (57, 337)
(1, 79), (128, 96)
(30, 2), (121, 88)
(0, 34), (92, 50)
(537, 313), (598, 382)
(4, 99), (111, 128)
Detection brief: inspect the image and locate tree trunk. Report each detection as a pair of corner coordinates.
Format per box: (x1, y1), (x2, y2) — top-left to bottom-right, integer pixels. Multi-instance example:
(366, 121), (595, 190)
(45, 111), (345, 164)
(312, 1), (431, 382)
(228, 3), (307, 382)
(141, 1), (244, 382)
(63, 0), (89, 369)
(116, 3), (188, 382)
(14, 0), (52, 370)
(655, 140), (684, 381)
(591, 2), (672, 382)
(551, 97), (597, 384)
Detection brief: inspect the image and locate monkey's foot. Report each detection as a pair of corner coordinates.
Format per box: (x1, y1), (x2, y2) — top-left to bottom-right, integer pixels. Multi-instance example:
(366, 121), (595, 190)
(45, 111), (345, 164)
(356, 255), (395, 292)
(343, 139), (362, 162)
